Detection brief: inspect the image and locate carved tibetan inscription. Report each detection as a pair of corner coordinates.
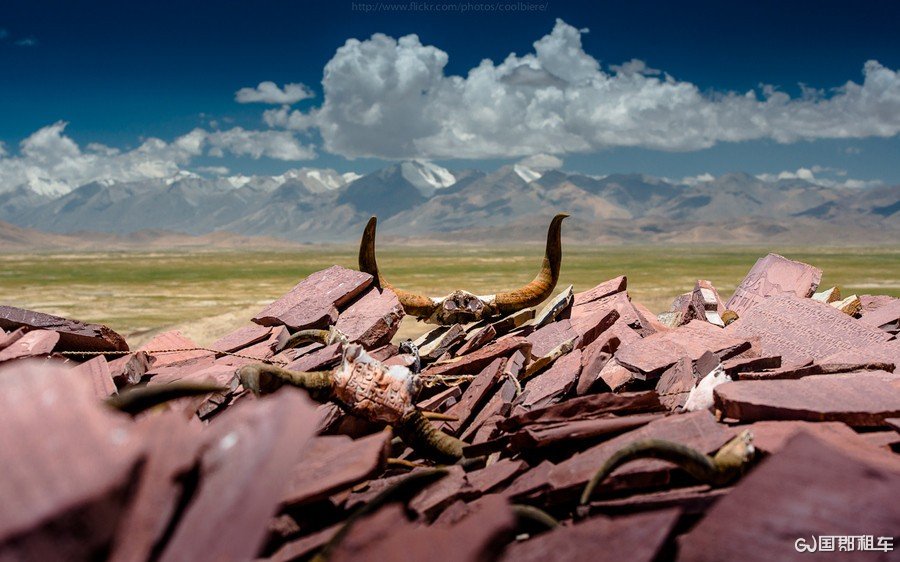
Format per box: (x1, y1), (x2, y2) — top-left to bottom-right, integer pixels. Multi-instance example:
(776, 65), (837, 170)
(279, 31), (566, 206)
(726, 295), (892, 365)
(725, 253), (822, 316)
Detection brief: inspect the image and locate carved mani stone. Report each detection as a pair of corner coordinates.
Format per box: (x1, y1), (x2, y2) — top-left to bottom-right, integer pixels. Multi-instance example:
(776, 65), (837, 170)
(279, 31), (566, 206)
(725, 253), (822, 316)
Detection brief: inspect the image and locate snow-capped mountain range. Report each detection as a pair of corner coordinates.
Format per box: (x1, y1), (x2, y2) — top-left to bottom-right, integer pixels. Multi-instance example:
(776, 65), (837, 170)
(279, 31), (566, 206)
(1, 161), (898, 245)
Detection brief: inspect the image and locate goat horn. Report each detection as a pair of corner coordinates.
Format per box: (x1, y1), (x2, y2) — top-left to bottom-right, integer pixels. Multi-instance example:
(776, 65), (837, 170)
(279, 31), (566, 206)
(358, 216), (438, 318)
(492, 213), (568, 314)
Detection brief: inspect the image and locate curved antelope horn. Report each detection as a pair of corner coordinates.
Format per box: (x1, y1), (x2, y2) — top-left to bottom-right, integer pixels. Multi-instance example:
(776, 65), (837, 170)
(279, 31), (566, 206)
(359, 216), (438, 318)
(492, 213), (568, 314)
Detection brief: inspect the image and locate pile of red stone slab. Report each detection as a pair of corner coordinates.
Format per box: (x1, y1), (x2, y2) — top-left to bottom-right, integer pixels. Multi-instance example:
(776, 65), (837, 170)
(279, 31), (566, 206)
(1, 254), (899, 561)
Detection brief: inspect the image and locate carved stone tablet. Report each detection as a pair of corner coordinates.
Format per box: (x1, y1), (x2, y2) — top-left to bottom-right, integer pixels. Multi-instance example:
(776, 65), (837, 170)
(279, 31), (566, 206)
(725, 253), (822, 316)
(726, 294), (892, 365)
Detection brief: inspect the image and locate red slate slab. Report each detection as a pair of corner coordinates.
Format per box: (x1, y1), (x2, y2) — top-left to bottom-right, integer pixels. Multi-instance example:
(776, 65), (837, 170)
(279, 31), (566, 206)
(465, 459), (529, 494)
(500, 507), (681, 562)
(418, 385), (462, 412)
(0, 361), (141, 558)
(576, 319), (643, 394)
(215, 326), (288, 367)
(817, 339), (900, 371)
(584, 485), (729, 518)
(210, 324), (273, 353)
(456, 324), (497, 356)
(409, 465), (470, 519)
(684, 280), (726, 326)
(726, 295), (892, 366)
(266, 522), (342, 562)
(616, 320), (751, 378)
(108, 351), (152, 387)
(0, 329), (59, 362)
(158, 388), (319, 562)
(70, 355), (117, 398)
(508, 412), (664, 453)
(655, 357), (698, 411)
(597, 359), (639, 392)
(543, 411), (730, 501)
(0, 305), (128, 354)
(334, 494), (515, 562)
(721, 354), (781, 377)
(108, 412), (205, 562)
(334, 287), (404, 348)
(284, 343), (342, 372)
(0, 327), (25, 350)
(859, 297), (900, 330)
(460, 378), (519, 443)
(715, 371), (900, 427)
(860, 294), (896, 312)
(518, 349), (582, 410)
(280, 432), (390, 507)
(677, 433), (900, 561)
(573, 275), (627, 306)
(572, 292), (643, 338)
(253, 265), (372, 330)
(526, 319), (578, 358)
(139, 330), (214, 368)
(421, 337), (531, 381)
(501, 391), (663, 432)
(724, 253), (822, 316)
(442, 357), (506, 435)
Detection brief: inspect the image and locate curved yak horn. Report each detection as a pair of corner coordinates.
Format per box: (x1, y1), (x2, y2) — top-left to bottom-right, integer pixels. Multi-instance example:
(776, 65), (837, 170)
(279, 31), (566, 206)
(359, 216), (439, 319)
(359, 213), (569, 324)
(493, 212), (568, 314)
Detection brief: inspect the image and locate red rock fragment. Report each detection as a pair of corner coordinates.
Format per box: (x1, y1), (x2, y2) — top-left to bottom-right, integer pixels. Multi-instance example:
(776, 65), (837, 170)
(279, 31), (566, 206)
(715, 371), (900, 427)
(500, 507), (681, 562)
(210, 324), (273, 353)
(542, 411), (730, 503)
(726, 295), (892, 366)
(525, 319), (578, 358)
(677, 433), (900, 561)
(0, 327), (25, 350)
(70, 355), (117, 398)
(158, 389), (320, 562)
(252, 265), (372, 330)
(0, 361), (141, 559)
(615, 320), (750, 378)
(421, 337), (531, 382)
(684, 280), (726, 326)
(456, 324), (497, 356)
(724, 253), (822, 316)
(334, 287), (404, 348)
(0, 329), (59, 362)
(280, 432), (390, 507)
(442, 357), (506, 435)
(573, 275), (627, 306)
(0, 305), (128, 354)
(139, 330), (213, 368)
(108, 351), (152, 387)
(334, 494), (515, 562)
(518, 349), (582, 410)
(859, 297), (900, 332)
(108, 412), (205, 562)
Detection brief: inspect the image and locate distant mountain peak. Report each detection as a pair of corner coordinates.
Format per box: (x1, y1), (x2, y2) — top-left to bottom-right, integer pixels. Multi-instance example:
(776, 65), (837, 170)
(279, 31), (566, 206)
(398, 160), (457, 196)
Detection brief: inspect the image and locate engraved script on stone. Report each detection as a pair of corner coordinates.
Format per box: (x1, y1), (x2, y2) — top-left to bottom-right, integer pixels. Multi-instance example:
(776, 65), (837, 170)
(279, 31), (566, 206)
(726, 295), (892, 365)
(725, 253), (822, 316)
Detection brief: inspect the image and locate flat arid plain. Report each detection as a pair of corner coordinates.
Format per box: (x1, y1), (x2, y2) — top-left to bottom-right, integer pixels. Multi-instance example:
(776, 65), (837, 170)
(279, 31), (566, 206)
(2, 244), (898, 347)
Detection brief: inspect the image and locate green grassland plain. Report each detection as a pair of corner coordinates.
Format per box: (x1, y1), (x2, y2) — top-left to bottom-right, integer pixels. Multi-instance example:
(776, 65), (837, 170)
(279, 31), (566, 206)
(1, 245), (898, 346)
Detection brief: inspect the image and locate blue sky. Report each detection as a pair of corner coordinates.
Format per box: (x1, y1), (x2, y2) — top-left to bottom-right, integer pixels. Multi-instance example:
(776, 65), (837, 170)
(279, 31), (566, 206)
(2, 0), (899, 189)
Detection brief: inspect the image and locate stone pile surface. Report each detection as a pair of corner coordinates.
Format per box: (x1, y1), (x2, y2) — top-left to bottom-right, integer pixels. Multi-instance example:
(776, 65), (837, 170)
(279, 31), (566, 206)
(1, 253), (899, 560)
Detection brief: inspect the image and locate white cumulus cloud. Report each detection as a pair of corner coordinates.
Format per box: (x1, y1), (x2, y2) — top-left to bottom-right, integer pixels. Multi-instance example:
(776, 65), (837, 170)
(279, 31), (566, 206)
(0, 122), (316, 195)
(264, 19), (900, 160)
(235, 81), (315, 104)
